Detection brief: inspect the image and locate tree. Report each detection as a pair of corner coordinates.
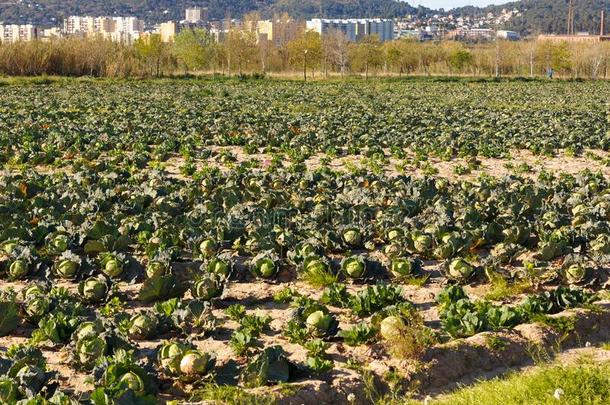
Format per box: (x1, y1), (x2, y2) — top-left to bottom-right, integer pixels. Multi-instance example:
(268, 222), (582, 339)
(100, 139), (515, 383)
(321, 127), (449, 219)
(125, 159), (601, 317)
(349, 35), (383, 79)
(418, 42), (444, 76)
(536, 40), (572, 77)
(444, 42), (473, 74)
(173, 28), (214, 73)
(385, 39), (418, 77)
(134, 34), (171, 77)
(323, 29), (350, 77)
(287, 30), (322, 78)
(224, 24), (258, 76)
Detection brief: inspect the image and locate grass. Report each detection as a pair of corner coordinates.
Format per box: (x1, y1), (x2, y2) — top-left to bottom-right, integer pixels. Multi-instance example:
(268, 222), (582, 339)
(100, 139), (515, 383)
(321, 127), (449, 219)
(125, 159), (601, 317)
(483, 334), (509, 351)
(190, 383), (278, 405)
(407, 357), (610, 405)
(301, 266), (338, 288)
(400, 274), (430, 287)
(532, 314), (577, 336)
(484, 274), (531, 301)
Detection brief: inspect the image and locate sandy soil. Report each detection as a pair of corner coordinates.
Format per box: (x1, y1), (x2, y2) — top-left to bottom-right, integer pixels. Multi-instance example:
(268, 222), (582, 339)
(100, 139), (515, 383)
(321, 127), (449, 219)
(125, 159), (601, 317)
(4, 149), (610, 403)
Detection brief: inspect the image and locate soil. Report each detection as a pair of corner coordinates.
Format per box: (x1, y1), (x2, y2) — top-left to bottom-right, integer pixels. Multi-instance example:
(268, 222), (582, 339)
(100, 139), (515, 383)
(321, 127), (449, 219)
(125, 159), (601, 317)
(3, 148), (610, 403)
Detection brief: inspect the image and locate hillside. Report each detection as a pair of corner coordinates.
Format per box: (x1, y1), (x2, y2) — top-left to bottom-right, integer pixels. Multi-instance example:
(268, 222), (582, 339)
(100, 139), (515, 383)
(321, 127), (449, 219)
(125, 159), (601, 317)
(0, 0), (422, 26)
(1, 0), (607, 35)
(454, 0), (609, 35)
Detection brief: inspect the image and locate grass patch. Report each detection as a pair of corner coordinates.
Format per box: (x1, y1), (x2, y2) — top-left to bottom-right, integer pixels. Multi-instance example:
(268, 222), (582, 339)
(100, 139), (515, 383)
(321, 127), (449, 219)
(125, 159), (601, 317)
(483, 334), (508, 351)
(532, 315), (577, 336)
(484, 276), (531, 301)
(190, 383), (278, 405)
(416, 358), (610, 405)
(400, 274), (430, 287)
(301, 266), (338, 288)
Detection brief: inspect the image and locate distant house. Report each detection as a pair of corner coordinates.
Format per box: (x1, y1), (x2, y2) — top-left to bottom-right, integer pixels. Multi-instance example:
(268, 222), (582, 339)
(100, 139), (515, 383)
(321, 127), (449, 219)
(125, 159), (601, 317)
(497, 30), (520, 41)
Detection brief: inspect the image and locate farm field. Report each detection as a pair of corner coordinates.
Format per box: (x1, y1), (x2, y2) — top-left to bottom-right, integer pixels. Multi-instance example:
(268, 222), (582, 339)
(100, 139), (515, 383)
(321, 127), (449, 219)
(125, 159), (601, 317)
(0, 78), (610, 404)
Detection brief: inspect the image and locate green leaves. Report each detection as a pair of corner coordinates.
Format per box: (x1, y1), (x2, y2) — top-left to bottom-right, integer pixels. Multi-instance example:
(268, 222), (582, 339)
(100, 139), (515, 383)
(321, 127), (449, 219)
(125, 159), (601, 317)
(348, 282), (404, 317)
(438, 285), (596, 338)
(138, 274), (186, 304)
(91, 349), (157, 404)
(240, 346), (296, 388)
(337, 322), (377, 346)
(0, 301), (19, 337)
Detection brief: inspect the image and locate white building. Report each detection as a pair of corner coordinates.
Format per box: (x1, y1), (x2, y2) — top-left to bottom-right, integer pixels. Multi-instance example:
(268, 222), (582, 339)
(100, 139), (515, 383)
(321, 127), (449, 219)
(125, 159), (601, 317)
(40, 27), (62, 41)
(63, 16), (144, 43)
(63, 16), (95, 35)
(113, 16), (144, 35)
(0, 24), (38, 42)
(306, 18), (394, 42)
(497, 30), (520, 41)
(185, 7), (208, 24)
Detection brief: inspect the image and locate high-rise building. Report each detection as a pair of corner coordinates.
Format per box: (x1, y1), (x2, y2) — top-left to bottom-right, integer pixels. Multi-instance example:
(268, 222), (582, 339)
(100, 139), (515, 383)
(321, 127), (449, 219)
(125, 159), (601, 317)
(185, 7), (208, 24)
(62, 16), (144, 43)
(256, 20), (305, 47)
(306, 19), (394, 42)
(18, 25), (37, 41)
(0, 24), (38, 42)
(64, 16), (96, 36)
(40, 27), (62, 41)
(159, 21), (177, 43)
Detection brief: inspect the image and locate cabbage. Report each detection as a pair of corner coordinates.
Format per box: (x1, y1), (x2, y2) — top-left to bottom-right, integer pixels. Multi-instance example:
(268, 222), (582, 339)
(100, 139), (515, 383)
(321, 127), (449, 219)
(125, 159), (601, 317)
(379, 316), (405, 340)
(8, 260), (28, 279)
(77, 336), (106, 368)
(341, 256), (366, 279)
(199, 239), (216, 259)
(179, 351), (213, 376)
(207, 258), (230, 276)
(158, 342), (186, 375)
(448, 259), (475, 281)
(390, 258), (413, 278)
(306, 311), (332, 332)
(119, 372), (145, 395)
(50, 235), (69, 254)
(414, 234), (433, 253)
(56, 260), (79, 278)
(128, 312), (159, 340)
(192, 274), (223, 301)
(79, 277), (108, 302)
(342, 228), (361, 247)
(146, 261), (166, 278)
(252, 255), (277, 279)
(100, 253), (125, 278)
(565, 264), (586, 284)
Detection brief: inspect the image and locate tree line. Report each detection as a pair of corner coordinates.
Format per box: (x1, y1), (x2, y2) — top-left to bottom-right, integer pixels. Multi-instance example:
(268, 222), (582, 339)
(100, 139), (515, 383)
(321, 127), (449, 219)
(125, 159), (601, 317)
(1, 27), (609, 79)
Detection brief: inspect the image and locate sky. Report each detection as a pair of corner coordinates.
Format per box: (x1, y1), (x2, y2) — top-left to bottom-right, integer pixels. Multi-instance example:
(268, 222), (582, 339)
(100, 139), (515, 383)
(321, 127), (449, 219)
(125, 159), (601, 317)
(410, 0), (508, 10)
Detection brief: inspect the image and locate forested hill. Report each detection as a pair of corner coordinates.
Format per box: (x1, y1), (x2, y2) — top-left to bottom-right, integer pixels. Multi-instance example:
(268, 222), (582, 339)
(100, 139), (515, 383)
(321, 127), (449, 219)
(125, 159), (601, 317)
(1, 0), (607, 36)
(0, 0), (424, 26)
(453, 0), (609, 36)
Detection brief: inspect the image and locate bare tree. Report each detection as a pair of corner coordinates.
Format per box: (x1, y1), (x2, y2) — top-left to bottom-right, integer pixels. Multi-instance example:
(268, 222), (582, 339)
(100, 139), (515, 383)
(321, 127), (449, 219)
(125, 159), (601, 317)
(323, 29), (350, 77)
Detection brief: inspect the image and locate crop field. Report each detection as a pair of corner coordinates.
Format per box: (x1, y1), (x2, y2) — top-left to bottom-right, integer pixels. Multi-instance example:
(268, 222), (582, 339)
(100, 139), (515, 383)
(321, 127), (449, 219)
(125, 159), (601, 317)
(1, 78), (610, 404)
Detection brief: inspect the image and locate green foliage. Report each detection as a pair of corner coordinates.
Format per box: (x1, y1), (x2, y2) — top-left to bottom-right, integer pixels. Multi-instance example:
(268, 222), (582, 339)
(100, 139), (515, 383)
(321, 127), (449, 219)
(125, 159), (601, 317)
(349, 283), (405, 317)
(423, 358), (610, 405)
(438, 285), (596, 338)
(337, 322), (378, 346)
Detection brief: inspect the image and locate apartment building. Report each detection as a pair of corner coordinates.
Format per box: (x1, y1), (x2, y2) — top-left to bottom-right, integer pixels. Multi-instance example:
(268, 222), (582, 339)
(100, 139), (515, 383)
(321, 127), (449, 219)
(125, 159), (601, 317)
(158, 21), (177, 42)
(256, 20), (304, 47)
(63, 16), (144, 43)
(185, 7), (208, 25)
(306, 19), (394, 42)
(0, 24), (38, 43)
